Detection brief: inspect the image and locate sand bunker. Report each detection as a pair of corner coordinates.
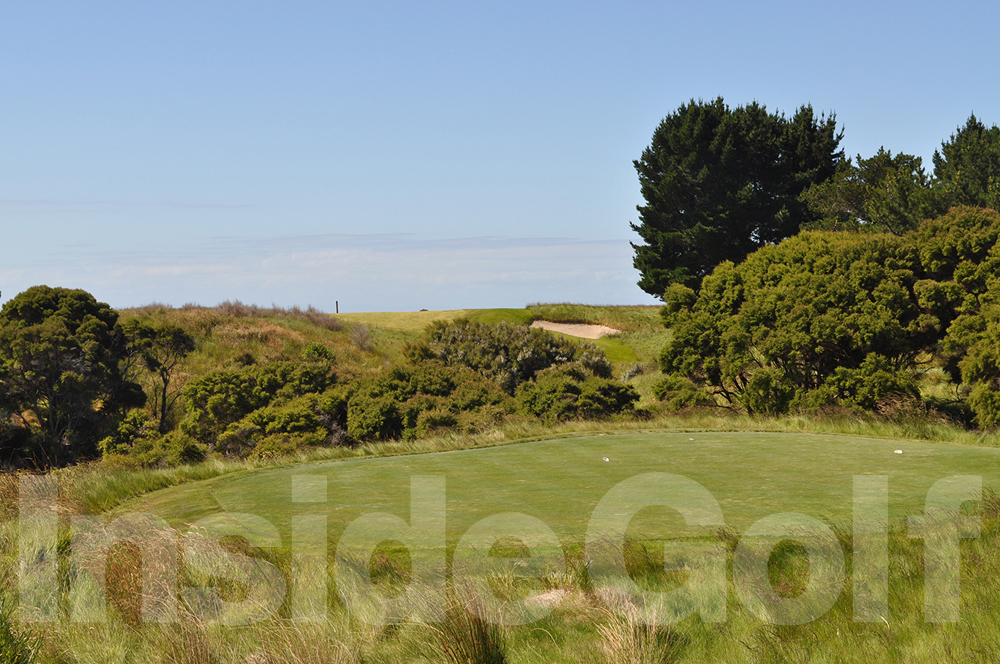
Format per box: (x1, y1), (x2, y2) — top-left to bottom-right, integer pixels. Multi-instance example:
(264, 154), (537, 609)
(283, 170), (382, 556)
(530, 320), (620, 339)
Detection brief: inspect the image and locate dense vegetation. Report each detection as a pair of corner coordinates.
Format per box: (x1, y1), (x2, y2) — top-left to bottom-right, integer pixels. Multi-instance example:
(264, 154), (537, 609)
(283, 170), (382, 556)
(635, 106), (1000, 430)
(633, 105), (1000, 293)
(0, 297), (647, 469)
(657, 206), (1000, 426)
(631, 97), (843, 295)
(3, 107), (1000, 663)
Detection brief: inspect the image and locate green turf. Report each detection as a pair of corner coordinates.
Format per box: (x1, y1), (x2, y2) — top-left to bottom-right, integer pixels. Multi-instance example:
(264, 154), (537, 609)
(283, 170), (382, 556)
(541, 329), (637, 362)
(128, 432), (1000, 547)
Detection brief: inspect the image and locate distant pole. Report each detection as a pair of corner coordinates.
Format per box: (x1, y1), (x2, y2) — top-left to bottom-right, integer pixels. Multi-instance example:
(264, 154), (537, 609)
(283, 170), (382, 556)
(336, 301), (338, 314)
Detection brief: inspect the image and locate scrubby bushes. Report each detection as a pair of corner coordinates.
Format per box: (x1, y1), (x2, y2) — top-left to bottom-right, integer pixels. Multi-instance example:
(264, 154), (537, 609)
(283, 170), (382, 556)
(517, 364), (639, 421)
(100, 410), (205, 467)
(180, 361), (335, 448)
(660, 230), (933, 414)
(406, 320), (612, 393)
(651, 375), (714, 412)
(915, 207), (1000, 427)
(216, 391), (348, 457)
(347, 363), (510, 440)
(657, 206), (1000, 425)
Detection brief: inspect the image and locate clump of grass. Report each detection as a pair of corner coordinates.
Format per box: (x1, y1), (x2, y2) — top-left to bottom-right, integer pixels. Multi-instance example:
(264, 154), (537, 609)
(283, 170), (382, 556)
(595, 602), (682, 664)
(434, 593), (508, 664)
(348, 324), (374, 351)
(0, 599), (37, 664)
(157, 613), (215, 664)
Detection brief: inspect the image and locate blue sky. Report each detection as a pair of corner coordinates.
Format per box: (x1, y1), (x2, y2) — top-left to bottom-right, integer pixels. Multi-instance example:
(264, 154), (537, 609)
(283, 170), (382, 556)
(2, 1), (998, 311)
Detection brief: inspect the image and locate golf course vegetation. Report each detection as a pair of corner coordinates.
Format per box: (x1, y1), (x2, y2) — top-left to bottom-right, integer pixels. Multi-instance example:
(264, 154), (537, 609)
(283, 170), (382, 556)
(2, 110), (1000, 662)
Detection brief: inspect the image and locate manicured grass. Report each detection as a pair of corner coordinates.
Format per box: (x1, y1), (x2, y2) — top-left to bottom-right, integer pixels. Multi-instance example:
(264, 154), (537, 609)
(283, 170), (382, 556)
(542, 329), (637, 362)
(129, 431), (1000, 542)
(15, 424), (1000, 663)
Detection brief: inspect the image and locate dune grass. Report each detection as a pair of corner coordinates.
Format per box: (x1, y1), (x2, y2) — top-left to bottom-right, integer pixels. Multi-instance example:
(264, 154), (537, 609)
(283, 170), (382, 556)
(334, 309), (477, 333)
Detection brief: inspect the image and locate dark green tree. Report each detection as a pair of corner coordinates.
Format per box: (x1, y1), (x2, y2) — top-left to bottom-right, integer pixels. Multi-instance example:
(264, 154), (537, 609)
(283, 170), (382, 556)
(933, 114), (1000, 211)
(0, 286), (144, 464)
(802, 148), (937, 234)
(123, 320), (196, 433)
(913, 207), (1000, 428)
(631, 98), (843, 295)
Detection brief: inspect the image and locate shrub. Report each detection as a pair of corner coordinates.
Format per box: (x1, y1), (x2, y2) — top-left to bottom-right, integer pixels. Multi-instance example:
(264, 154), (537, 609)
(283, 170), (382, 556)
(651, 375), (714, 412)
(209, 390), (349, 457)
(824, 353), (920, 410)
(104, 430), (206, 468)
(407, 320), (611, 393)
(346, 363), (511, 442)
(347, 392), (403, 441)
(301, 342), (335, 362)
(99, 410), (158, 457)
(517, 365), (639, 421)
(740, 368), (796, 415)
(910, 207), (1000, 427)
(661, 231), (933, 414)
(181, 361), (335, 447)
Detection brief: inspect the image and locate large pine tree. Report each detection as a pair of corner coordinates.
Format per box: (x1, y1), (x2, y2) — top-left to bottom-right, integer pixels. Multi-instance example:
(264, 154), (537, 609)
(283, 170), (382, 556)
(631, 98), (843, 296)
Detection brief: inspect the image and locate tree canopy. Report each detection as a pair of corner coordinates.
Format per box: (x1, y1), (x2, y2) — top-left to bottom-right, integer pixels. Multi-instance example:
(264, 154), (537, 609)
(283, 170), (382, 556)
(933, 114), (1000, 211)
(631, 97), (843, 296)
(801, 148), (938, 235)
(0, 286), (144, 464)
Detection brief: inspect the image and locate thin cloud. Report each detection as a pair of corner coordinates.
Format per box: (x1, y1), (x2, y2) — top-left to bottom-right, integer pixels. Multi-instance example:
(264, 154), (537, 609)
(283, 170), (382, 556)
(0, 234), (658, 311)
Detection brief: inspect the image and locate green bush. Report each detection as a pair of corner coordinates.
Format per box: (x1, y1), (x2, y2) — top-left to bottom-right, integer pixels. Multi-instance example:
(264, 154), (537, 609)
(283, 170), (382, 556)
(99, 409), (159, 456)
(517, 365), (639, 421)
(740, 368), (796, 415)
(181, 361), (335, 447)
(911, 207), (1000, 427)
(347, 392), (403, 441)
(206, 388), (350, 457)
(661, 231), (933, 414)
(407, 320), (611, 393)
(346, 363), (511, 442)
(651, 375), (715, 411)
(103, 430), (205, 469)
(824, 353), (920, 410)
